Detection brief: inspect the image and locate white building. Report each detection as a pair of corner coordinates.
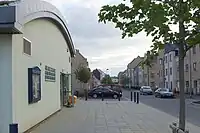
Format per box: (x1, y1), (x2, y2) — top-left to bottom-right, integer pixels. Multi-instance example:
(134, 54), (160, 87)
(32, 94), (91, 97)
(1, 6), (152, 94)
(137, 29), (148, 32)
(0, 0), (75, 133)
(164, 44), (179, 90)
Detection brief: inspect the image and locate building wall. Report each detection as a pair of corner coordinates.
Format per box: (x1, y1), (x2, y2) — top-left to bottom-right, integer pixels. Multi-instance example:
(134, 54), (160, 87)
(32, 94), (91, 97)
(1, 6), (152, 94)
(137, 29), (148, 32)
(0, 35), (13, 133)
(71, 50), (88, 94)
(12, 19), (71, 132)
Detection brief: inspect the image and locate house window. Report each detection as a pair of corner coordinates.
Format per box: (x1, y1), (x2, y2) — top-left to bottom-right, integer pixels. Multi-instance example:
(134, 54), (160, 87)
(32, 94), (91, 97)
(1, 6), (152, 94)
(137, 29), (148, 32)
(165, 68), (168, 75)
(193, 62), (197, 71)
(185, 64), (189, 72)
(169, 54), (172, 62)
(166, 82), (168, 88)
(193, 46), (196, 54)
(170, 81), (172, 90)
(165, 56), (167, 63)
(45, 66), (56, 82)
(28, 66), (41, 104)
(23, 38), (31, 55)
(170, 67), (172, 75)
(185, 81), (189, 88)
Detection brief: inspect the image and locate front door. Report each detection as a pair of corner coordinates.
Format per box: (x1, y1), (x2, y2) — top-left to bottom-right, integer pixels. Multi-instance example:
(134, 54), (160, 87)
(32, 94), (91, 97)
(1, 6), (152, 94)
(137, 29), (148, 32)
(60, 73), (69, 107)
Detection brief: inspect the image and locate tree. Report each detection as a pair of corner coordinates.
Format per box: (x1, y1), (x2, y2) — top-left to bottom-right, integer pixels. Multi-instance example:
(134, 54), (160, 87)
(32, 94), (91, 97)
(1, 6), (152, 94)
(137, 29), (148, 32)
(98, 0), (200, 131)
(101, 75), (113, 84)
(75, 66), (91, 84)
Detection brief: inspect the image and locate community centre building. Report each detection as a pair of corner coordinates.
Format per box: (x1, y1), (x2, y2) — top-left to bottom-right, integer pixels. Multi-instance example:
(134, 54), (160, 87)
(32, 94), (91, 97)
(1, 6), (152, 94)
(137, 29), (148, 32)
(0, 0), (75, 132)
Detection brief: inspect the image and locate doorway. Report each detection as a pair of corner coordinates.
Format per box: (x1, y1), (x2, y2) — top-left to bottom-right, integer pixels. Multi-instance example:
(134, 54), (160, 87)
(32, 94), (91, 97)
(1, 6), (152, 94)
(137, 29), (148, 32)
(60, 73), (69, 107)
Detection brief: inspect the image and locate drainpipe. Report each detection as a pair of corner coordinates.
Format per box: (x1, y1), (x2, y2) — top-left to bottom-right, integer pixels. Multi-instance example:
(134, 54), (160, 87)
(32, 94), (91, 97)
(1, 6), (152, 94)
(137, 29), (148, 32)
(189, 49), (192, 98)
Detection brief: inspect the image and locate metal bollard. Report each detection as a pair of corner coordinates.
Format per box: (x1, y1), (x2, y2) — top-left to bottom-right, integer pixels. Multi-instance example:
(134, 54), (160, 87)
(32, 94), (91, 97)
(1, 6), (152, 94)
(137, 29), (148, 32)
(9, 124), (18, 133)
(85, 90), (88, 101)
(131, 91), (133, 101)
(136, 92), (139, 104)
(102, 92), (104, 101)
(118, 95), (120, 101)
(134, 92), (136, 102)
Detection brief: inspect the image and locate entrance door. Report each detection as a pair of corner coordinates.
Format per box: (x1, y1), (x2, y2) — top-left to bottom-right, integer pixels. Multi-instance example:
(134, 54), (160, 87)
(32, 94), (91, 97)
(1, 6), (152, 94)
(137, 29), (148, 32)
(60, 73), (69, 107)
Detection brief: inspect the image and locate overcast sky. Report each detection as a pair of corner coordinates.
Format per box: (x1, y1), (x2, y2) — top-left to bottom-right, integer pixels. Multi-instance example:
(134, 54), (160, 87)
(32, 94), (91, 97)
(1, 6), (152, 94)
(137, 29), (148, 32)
(47, 0), (153, 76)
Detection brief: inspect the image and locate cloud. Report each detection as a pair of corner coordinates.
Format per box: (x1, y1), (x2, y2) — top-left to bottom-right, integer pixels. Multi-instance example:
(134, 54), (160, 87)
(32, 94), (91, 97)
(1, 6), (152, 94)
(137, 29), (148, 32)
(46, 0), (153, 76)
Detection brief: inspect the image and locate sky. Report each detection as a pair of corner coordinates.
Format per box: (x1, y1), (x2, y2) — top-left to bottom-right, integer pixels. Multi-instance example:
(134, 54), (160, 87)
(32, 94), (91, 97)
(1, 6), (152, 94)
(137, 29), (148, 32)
(46, 0), (153, 76)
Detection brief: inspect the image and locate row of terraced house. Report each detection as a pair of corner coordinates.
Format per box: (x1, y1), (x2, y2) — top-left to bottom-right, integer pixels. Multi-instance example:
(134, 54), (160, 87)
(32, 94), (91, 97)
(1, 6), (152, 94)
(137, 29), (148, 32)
(118, 43), (200, 95)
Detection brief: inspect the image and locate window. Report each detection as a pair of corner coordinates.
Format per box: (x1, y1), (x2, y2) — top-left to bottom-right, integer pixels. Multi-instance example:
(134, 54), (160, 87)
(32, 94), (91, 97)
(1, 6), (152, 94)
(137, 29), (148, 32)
(45, 66), (56, 82)
(170, 67), (172, 75)
(165, 56), (167, 63)
(193, 62), (197, 71)
(165, 82), (168, 88)
(185, 81), (189, 88)
(170, 81), (172, 90)
(28, 66), (41, 104)
(23, 38), (31, 55)
(169, 54), (172, 62)
(193, 46), (196, 54)
(185, 64), (189, 72)
(151, 72), (154, 78)
(165, 69), (168, 75)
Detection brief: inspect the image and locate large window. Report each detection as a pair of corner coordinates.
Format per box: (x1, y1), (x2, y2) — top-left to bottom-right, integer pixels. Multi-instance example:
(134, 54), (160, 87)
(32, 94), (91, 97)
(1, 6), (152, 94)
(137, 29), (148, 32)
(45, 66), (56, 82)
(23, 38), (31, 55)
(28, 66), (41, 104)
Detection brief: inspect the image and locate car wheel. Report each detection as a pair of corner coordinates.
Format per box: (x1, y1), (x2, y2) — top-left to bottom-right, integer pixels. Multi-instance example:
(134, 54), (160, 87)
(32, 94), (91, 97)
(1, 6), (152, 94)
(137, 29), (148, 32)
(113, 94), (118, 99)
(93, 94), (98, 98)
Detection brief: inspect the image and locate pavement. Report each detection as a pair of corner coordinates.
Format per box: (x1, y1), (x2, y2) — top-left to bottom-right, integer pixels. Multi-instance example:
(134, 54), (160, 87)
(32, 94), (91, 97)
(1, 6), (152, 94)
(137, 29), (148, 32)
(122, 89), (200, 127)
(28, 100), (199, 133)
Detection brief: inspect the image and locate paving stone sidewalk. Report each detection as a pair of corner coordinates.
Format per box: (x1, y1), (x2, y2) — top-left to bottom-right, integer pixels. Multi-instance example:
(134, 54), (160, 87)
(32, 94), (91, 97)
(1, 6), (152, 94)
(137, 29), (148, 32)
(29, 100), (200, 133)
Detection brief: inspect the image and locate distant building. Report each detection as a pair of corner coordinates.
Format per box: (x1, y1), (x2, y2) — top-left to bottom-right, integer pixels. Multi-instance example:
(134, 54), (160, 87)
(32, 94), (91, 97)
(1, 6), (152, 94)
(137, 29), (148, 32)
(127, 56), (144, 87)
(164, 43), (179, 90)
(91, 69), (106, 88)
(71, 49), (89, 95)
(111, 77), (119, 83)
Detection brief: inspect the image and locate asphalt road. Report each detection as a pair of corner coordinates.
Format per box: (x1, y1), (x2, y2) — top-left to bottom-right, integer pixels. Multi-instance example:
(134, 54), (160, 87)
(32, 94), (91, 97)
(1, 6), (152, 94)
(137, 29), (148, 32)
(122, 89), (200, 127)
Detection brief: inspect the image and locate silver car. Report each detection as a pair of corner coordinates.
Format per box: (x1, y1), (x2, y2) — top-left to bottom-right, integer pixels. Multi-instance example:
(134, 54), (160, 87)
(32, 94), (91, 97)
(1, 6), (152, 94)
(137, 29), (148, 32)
(155, 88), (174, 98)
(140, 86), (153, 95)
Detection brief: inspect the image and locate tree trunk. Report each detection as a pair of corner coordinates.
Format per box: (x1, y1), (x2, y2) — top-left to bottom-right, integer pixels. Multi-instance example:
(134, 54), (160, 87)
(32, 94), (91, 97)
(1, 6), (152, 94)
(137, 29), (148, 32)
(178, 44), (185, 131)
(178, 0), (186, 129)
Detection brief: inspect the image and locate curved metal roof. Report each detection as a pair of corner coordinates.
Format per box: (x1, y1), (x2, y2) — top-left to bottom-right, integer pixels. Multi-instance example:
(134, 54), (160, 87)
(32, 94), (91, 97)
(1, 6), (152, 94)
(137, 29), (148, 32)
(0, 0), (75, 56)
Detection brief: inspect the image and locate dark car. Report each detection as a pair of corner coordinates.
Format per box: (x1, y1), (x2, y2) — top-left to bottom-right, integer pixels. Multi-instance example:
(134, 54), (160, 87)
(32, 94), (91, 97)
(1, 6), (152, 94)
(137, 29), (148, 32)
(155, 88), (174, 98)
(88, 87), (122, 99)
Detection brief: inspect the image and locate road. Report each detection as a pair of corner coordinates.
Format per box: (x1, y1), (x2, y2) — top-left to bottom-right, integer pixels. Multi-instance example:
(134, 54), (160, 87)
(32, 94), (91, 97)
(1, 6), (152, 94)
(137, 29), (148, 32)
(122, 89), (200, 127)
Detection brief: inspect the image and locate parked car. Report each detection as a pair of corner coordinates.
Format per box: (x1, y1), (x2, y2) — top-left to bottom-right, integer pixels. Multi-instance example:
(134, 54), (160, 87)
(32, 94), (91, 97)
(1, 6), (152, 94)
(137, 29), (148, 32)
(155, 88), (174, 98)
(88, 87), (122, 99)
(140, 86), (153, 95)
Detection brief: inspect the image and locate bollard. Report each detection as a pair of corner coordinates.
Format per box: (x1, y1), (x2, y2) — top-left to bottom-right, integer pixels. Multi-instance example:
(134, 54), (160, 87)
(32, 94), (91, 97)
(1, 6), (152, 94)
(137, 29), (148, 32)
(131, 91), (133, 101)
(134, 92), (136, 102)
(118, 95), (120, 101)
(136, 92), (139, 104)
(85, 90), (88, 101)
(102, 92), (104, 101)
(9, 124), (18, 133)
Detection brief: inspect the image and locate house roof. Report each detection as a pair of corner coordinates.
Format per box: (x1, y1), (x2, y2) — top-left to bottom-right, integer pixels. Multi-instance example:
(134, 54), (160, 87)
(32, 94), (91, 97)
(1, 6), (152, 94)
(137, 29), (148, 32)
(164, 43), (178, 54)
(0, 0), (75, 56)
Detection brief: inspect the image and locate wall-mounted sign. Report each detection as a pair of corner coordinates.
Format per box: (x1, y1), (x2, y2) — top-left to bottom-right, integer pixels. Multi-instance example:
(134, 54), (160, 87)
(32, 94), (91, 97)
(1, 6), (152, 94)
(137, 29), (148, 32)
(28, 66), (41, 104)
(45, 65), (56, 82)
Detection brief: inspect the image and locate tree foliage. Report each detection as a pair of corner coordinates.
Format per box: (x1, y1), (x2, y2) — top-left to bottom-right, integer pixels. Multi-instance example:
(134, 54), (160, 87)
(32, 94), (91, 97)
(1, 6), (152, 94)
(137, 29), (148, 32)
(98, 0), (200, 130)
(98, 0), (200, 55)
(101, 75), (113, 84)
(75, 66), (91, 83)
